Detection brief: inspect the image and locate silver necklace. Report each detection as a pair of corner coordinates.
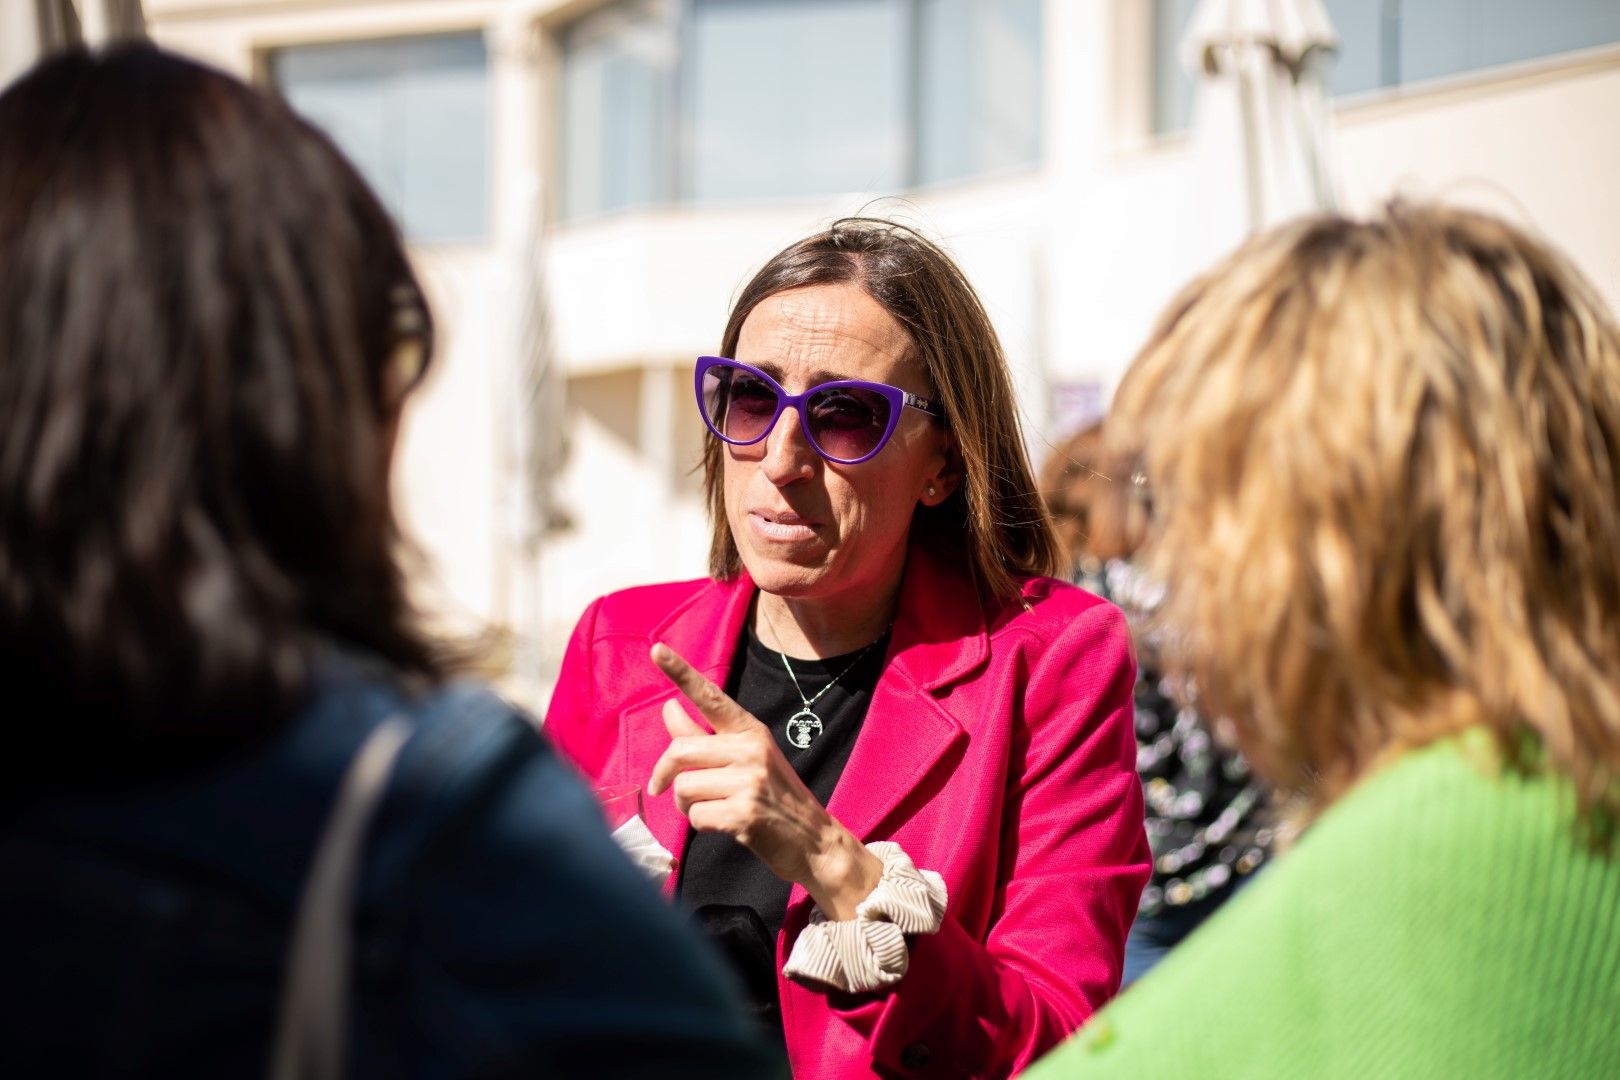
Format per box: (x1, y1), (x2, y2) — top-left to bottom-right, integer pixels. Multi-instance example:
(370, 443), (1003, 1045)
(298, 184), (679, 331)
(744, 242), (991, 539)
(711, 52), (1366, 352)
(760, 607), (886, 749)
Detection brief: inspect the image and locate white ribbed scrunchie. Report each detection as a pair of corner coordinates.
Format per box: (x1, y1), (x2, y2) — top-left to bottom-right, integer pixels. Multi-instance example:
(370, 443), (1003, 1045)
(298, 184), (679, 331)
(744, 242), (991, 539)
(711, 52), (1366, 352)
(782, 841), (948, 993)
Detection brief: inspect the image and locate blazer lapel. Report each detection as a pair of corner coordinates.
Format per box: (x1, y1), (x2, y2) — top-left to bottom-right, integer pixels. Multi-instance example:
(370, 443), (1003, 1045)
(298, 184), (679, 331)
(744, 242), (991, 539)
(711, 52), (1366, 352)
(822, 669), (966, 851)
(621, 695), (692, 898)
(619, 571), (756, 897)
(822, 541), (988, 848)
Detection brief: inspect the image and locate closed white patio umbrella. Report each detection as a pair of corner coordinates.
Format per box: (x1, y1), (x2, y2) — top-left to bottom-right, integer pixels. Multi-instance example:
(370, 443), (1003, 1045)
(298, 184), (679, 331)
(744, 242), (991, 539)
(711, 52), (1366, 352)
(1, 0), (146, 90)
(1180, 0), (1340, 261)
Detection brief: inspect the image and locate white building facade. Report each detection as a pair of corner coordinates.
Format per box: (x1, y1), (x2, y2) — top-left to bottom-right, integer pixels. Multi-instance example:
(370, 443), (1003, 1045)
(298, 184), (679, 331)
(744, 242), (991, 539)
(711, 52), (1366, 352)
(144, 0), (1620, 706)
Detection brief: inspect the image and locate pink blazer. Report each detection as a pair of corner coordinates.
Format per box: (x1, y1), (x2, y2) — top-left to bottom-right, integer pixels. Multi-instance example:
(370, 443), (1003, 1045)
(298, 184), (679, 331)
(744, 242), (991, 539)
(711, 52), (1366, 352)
(544, 542), (1149, 1079)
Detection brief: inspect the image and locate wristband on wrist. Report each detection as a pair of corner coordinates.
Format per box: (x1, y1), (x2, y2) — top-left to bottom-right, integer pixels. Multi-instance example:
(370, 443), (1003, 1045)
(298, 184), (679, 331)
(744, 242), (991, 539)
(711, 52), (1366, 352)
(782, 841), (948, 993)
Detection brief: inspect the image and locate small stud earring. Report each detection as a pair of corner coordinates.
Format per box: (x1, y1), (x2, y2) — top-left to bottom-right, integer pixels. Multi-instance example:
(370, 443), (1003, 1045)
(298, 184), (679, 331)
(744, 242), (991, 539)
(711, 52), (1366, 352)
(925, 484), (936, 497)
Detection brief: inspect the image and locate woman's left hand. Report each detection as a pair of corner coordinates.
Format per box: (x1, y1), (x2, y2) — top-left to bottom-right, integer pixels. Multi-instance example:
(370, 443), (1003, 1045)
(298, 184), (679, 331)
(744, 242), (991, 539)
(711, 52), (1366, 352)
(647, 643), (882, 920)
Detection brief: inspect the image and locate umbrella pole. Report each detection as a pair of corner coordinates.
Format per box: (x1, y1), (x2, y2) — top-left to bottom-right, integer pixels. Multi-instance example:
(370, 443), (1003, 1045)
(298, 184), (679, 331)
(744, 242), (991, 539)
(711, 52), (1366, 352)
(1235, 61), (1265, 234)
(33, 0), (82, 51)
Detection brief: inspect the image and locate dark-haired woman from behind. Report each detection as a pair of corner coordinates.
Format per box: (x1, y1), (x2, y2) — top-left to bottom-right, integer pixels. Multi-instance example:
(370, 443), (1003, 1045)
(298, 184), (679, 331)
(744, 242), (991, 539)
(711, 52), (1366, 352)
(0, 46), (777, 1078)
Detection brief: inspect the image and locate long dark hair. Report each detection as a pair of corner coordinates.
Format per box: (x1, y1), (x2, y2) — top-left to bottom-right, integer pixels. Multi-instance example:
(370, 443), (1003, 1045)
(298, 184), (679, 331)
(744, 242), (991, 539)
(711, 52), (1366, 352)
(0, 46), (441, 762)
(706, 218), (1063, 600)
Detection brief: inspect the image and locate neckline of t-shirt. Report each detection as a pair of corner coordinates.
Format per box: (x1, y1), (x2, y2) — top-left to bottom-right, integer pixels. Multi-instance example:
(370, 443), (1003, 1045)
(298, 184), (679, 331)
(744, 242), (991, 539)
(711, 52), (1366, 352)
(742, 623), (891, 675)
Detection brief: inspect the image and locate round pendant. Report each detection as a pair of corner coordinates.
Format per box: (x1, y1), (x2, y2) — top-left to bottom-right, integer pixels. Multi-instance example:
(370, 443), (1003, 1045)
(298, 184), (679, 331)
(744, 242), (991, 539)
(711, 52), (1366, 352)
(784, 708), (823, 749)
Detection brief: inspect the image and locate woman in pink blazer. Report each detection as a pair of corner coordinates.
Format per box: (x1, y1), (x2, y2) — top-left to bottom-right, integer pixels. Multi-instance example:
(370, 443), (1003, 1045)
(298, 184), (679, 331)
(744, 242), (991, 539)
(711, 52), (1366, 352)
(545, 219), (1149, 1079)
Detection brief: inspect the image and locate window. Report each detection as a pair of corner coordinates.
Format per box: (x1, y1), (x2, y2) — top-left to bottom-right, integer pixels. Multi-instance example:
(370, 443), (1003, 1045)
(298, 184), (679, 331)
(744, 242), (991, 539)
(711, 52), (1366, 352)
(917, 0), (1043, 185)
(559, 0), (675, 219)
(271, 32), (490, 243)
(1153, 0), (1620, 134)
(558, 0), (1043, 220)
(686, 0), (908, 202)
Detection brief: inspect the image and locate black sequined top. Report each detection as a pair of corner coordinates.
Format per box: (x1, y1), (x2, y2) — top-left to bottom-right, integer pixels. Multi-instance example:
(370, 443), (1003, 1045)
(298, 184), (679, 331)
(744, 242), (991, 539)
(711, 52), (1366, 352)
(1083, 560), (1275, 917)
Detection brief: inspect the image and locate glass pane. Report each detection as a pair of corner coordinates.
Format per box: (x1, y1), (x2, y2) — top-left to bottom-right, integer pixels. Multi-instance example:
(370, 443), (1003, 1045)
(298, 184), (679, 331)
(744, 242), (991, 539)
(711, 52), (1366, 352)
(1152, 0), (1200, 135)
(686, 0), (907, 202)
(917, 0), (1043, 185)
(1398, 0), (1620, 85)
(272, 33), (489, 243)
(1320, 0), (1385, 96)
(1152, 0), (1620, 135)
(559, 0), (674, 219)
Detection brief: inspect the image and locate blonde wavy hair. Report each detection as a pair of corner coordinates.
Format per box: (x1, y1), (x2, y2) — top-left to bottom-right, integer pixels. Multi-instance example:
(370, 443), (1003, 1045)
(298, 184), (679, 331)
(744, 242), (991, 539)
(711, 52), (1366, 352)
(1108, 201), (1620, 834)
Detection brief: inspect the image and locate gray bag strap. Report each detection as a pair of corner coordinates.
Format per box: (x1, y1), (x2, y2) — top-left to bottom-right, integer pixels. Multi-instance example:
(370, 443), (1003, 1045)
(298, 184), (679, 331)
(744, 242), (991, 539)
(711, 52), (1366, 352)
(269, 717), (413, 1080)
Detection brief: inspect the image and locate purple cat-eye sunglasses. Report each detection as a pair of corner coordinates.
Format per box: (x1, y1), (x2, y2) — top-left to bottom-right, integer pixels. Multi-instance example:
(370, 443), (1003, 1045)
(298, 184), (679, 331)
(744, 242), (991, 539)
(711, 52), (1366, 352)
(694, 356), (945, 465)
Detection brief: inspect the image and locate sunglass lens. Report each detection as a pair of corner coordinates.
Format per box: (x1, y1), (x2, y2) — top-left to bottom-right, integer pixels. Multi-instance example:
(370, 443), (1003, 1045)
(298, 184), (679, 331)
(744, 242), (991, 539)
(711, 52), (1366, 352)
(806, 386), (891, 462)
(702, 363), (778, 443)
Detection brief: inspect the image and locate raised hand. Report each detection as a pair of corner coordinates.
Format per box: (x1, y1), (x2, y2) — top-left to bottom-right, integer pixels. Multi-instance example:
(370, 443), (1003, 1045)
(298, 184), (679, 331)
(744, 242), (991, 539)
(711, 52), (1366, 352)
(647, 643), (881, 920)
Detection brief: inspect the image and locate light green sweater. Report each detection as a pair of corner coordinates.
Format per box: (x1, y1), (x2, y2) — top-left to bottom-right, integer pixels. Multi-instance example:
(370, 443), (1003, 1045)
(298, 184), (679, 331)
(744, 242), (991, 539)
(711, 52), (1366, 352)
(1030, 732), (1620, 1078)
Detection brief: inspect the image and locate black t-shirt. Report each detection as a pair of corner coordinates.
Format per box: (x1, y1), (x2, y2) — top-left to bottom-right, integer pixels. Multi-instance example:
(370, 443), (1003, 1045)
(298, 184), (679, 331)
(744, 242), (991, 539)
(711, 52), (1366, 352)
(677, 622), (888, 1046)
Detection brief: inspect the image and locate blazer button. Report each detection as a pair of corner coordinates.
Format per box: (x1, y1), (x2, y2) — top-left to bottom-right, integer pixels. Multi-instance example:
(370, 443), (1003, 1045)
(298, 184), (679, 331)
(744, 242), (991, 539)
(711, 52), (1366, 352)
(900, 1043), (931, 1070)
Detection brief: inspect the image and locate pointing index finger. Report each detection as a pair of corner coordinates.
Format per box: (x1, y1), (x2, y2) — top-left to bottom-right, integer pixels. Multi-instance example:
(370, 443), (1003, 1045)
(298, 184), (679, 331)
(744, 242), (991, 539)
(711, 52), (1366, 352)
(650, 643), (753, 733)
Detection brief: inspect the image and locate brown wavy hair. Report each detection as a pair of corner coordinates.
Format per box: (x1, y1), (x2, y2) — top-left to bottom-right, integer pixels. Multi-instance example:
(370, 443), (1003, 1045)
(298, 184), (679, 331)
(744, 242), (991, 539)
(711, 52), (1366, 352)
(1108, 201), (1620, 833)
(0, 46), (441, 766)
(705, 218), (1063, 600)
